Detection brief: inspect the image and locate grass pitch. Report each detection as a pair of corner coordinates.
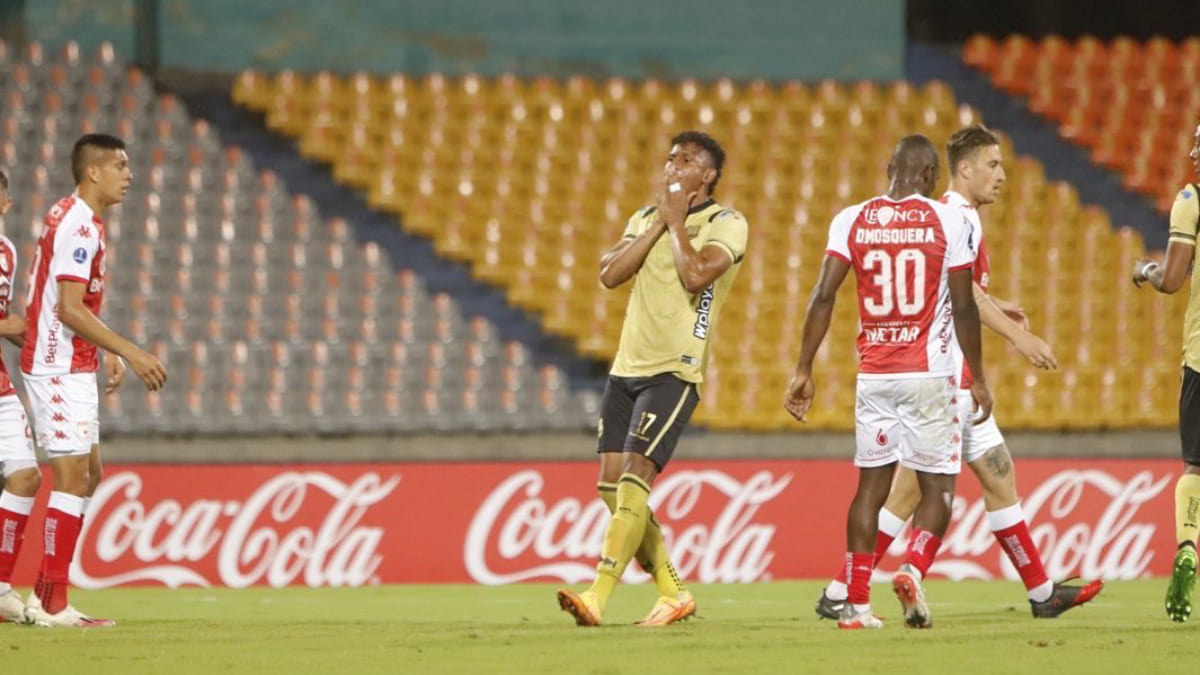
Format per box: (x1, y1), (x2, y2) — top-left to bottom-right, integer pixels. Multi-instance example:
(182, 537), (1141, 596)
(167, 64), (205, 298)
(1, 580), (1194, 674)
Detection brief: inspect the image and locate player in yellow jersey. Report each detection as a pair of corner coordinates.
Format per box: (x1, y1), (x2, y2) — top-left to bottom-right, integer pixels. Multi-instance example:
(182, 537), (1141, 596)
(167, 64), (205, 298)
(1132, 122), (1200, 622)
(557, 131), (748, 627)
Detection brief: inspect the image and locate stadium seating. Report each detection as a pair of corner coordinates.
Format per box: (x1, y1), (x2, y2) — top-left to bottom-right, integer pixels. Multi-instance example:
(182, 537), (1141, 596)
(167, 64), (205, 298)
(235, 68), (1188, 431)
(0, 41), (598, 436)
(963, 34), (1198, 213)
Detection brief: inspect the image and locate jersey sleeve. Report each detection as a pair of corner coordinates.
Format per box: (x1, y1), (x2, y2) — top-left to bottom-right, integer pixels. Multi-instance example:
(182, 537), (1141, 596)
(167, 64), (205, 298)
(940, 203), (975, 271)
(1169, 185), (1199, 246)
(824, 206), (856, 263)
(705, 210), (748, 263)
(49, 219), (100, 284)
(621, 206), (654, 240)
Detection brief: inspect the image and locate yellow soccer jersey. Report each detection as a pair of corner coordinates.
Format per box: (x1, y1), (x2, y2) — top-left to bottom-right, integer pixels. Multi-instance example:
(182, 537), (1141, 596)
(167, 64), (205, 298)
(609, 199), (748, 384)
(1169, 184), (1200, 370)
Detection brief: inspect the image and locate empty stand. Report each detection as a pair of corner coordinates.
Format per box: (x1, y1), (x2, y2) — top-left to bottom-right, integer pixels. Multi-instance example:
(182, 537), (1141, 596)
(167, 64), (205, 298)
(964, 34), (1198, 213)
(0, 41), (596, 436)
(236, 67), (1187, 431)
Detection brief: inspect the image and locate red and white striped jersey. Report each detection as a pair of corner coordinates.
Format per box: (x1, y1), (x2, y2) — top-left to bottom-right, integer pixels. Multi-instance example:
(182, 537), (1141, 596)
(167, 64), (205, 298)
(0, 235), (18, 396)
(825, 192), (976, 378)
(21, 194), (107, 376)
(941, 191), (990, 389)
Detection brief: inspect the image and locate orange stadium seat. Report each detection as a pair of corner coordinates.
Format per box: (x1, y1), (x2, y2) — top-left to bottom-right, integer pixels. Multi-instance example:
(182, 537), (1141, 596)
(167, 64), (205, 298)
(964, 34), (1199, 213)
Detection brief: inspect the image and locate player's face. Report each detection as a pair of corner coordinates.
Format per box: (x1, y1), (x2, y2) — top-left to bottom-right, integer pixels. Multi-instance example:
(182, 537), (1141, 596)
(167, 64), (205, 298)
(664, 143), (712, 196)
(1189, 125), (1200, 177)
(0, 188), (9, 216)
(966, 144), (1004, 205)
(96, 149), (132, 206)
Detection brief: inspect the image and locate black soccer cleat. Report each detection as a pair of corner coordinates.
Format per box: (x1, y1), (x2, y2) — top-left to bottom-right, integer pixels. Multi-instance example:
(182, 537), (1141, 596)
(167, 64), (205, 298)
(1030, 579), (1104, 618)
(814, 589), (848, 620)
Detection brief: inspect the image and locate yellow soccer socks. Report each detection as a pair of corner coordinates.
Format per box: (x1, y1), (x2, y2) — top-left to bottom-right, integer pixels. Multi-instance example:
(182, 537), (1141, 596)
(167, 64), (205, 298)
(597, 481), (688, 599)
(1175, 474), (1200, 548)
(590, 474), (651, 612)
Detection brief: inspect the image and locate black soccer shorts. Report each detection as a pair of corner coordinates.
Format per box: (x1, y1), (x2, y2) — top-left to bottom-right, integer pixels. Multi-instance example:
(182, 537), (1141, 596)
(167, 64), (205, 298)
(596, 373), (700, 471)
(1181, 366), (1200, 466)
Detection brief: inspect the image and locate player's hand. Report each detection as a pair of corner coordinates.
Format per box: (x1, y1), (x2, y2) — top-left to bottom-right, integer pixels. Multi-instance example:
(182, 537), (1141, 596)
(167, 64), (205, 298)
(105, 354), (127, 394)
(991, 296), (1029, 331)
(657, 181), (697, 229)
(1132, 257), (1159, 288)
(783, 371), (815, 422)
(126, 348), (167, 392)
(969, 380), (994, 425)
(1013, 332), (1058, 370)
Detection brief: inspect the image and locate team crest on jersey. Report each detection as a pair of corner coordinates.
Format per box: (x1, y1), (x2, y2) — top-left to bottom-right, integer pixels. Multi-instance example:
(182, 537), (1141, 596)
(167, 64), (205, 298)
(73, 247), (88, 264)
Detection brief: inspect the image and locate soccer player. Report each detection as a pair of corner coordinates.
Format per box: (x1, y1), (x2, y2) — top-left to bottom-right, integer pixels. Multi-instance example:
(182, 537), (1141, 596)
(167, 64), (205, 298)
(1132, 121), (1200, 622)
(0, 169), (38, 622)
(785, 135), (992, 629)
(557, 131), (747, 627)
(815, 125), (1103, 621)
(21, 134), (167, 627)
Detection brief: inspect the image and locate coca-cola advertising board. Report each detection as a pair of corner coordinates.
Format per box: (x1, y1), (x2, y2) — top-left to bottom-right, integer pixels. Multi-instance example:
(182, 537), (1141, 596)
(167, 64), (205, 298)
(7, 459), (1176, 588)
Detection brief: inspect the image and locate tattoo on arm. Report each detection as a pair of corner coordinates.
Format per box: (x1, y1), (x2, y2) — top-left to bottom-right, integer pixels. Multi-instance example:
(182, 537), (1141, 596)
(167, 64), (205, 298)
(983, 445), (1013, 478)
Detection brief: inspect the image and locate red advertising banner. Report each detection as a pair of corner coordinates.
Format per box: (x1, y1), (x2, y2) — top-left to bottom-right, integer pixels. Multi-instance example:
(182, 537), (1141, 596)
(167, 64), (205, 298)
(6, 458), (1177, 588)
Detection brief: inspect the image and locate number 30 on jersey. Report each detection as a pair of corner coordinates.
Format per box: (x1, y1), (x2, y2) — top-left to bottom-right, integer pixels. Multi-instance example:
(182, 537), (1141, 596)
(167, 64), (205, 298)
(862, 249), (926, 317)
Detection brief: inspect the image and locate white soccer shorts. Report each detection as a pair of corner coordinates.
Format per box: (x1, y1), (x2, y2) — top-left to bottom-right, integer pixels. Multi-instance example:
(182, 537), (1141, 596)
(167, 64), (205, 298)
(0, 394), (36, 476)
(958, 391), (1005, 463)
(25, 373), (99, 456)
(854, 375), (962, 475)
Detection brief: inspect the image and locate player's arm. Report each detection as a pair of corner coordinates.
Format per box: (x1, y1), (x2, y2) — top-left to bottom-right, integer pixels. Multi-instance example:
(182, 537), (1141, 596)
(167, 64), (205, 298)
(57, 280), (166, 390)
(950, 269), (993, 423)
(1134, 185), (1197, 294)
(598, 215), (667, 289)
(980, 292), (1029, 330)
(0, 314), (24, 339)
(974, 282), (1056, 370)
(1133, 241), (1192, 294)
(783, 254), (849, 422)
(662, 221), (734, 293)
(658, 186), (741, 293)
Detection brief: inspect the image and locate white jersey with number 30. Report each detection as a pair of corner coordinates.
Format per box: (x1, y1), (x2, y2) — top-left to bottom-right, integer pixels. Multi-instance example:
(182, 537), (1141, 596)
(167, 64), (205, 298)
(825, 193), (976, 378)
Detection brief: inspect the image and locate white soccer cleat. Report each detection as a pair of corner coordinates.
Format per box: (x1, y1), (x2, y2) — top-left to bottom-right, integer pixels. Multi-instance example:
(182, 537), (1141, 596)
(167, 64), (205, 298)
(837, 608), (884, 630)
(0, 589), (27, 623)
(25, 599), (116, 628)
(892, 564), (932, 629)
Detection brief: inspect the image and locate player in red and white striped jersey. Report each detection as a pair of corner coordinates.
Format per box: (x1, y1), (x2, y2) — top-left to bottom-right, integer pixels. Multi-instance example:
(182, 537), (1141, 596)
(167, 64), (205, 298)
(0, 169), (40, 623)
(20, 135), (167, 628)
(815, 125), (1102, 623)
(785, 135), (993, 629)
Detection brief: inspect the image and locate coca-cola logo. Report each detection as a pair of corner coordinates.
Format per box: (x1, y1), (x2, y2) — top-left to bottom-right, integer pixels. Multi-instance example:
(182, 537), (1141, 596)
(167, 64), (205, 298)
(463, 469), (791, 585)
(882, 469), (1170, 581)
(73, 471), (401, 588)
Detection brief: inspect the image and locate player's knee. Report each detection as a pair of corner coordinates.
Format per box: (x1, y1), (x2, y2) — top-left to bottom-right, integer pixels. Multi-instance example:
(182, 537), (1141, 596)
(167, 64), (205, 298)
(50, 455), (91, 496)
(4, 467), (41, 497)
(621, 453), (659, 485)
(87, 464), (103, 494)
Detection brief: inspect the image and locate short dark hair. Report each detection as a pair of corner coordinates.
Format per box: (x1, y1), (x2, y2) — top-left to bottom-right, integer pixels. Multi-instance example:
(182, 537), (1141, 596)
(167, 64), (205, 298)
(71, 133), (126, 184)
(0, 169), (7, 191)
(671, 130), (725, 194)
(946, 125), (1000, 175)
